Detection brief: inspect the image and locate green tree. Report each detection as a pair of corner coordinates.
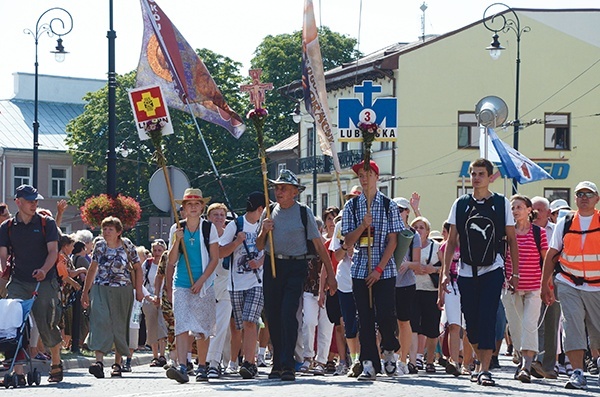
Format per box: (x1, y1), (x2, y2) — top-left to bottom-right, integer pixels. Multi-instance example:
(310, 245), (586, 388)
(250, 26), (360, 145)
(66, 50), (261, 244)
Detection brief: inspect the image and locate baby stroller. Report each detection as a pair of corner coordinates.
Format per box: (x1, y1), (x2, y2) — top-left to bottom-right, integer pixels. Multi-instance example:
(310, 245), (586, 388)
(0, 283), (41, 388)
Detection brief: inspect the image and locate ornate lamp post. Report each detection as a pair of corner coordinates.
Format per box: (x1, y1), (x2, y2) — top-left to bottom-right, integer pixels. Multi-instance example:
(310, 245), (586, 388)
(24, 7), (73, 188)
(483, 3), (530, 193)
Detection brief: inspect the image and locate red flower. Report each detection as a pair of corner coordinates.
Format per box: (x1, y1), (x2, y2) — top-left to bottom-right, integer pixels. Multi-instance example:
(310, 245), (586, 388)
(80, 194), (142, 230)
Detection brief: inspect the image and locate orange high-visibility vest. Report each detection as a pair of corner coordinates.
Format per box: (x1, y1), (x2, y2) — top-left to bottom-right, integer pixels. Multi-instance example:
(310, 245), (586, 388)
(560, 209), (600, 284)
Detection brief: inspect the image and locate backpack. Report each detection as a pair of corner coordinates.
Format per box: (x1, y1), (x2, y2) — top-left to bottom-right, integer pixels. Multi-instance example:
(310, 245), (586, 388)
(177, 219), (212, 254)
(351, 194), (391, 226)
(456, 193), (506, 273)
(2, 214), (49, 279)
(270, 202), (317, 257)
(532, 224), (543, 268)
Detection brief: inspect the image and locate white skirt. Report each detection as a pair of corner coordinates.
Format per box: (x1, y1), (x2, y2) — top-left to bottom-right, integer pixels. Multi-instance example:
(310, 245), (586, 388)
(173, 286), (216, 338)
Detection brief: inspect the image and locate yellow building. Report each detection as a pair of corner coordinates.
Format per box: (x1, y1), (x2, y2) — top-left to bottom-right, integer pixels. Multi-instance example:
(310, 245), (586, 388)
(286, 8), (600, 228)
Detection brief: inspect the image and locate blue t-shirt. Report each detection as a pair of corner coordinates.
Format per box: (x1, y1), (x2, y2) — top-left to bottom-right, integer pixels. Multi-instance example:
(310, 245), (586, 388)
(174, 228), (203, 288)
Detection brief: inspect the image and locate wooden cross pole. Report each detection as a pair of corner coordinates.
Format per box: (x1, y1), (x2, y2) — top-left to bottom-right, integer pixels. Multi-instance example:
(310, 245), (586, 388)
(241, 69), (277, 278)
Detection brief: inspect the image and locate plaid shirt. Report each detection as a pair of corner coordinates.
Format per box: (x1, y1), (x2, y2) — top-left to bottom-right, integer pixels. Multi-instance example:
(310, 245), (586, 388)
(342, 191), (404, 279)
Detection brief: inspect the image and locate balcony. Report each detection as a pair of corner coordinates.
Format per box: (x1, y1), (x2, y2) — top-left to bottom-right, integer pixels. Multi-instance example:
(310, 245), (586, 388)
(298, 149), (363, 174)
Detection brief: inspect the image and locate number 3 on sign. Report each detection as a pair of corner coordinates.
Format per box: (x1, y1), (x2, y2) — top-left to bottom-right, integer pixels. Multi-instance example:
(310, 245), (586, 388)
(359, 109), (377, 124)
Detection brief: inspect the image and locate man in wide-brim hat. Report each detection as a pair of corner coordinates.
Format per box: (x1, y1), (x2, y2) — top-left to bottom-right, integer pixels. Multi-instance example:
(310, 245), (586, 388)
(257, 169), (337, 381)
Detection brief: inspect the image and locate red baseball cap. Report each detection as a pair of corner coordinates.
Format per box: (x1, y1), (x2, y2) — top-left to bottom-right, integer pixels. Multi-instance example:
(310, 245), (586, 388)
(352, 160), (379, 176)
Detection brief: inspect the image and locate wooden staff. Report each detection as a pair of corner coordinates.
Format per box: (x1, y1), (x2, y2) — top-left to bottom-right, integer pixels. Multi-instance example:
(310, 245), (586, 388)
(241, 69), (276, 277)
(148, 126), (194, 284)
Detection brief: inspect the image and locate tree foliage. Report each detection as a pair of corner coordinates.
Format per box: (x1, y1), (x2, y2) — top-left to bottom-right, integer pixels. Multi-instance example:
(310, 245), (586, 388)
(251, 26), (360, 145)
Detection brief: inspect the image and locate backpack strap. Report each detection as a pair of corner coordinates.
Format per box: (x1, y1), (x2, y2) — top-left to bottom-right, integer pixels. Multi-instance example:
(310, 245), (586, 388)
(202, 220), (212, 251)
(426, 240), (434, 264)
(532, 224), (543, 268)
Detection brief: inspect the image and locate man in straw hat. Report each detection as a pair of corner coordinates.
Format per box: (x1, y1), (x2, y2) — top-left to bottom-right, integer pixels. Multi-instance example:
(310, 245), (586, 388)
(341, 160), (404, 380)
(257, 169), (337, 381)
(166, 188), (219, 383)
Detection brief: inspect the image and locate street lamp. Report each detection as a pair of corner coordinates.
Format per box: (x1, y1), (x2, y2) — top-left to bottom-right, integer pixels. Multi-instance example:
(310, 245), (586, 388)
(24, 7), (73, 188)
(483, 3), (530, 193)
(291, 103), (317, 214)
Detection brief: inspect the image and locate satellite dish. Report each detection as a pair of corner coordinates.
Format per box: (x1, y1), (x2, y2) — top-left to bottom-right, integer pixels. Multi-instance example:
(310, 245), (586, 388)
(475, 96), (508, 127)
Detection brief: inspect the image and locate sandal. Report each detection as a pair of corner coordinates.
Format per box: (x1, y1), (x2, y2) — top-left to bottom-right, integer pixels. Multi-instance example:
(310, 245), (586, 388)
(150, 358), (160, 367)
(157, 356), (167, 367)
(425, 363), (436, 373)
(470, 372), (479, 383)
(48, 362), (64, 383)
(111, 363), (122, 377)
(89, 361), (105, 378)
(477, 371), (496, 386)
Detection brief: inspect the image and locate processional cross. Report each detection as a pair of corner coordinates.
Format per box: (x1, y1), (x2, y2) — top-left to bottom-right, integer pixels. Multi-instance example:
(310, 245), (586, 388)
(240, 69), (273, 109)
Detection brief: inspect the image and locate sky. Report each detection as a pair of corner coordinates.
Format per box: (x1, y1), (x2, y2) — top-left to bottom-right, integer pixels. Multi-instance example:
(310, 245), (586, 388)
(1, 0), (599, 99)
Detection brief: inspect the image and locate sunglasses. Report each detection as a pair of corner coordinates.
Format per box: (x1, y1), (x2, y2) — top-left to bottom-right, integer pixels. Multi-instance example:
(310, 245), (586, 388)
(576, 191), (597, 199)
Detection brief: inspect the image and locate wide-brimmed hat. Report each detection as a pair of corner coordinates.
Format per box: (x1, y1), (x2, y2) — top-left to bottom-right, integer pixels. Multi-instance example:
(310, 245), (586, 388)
(344, 185), (363, 200)
(175, 188), (211, 205)
(351, 160), (379, 176)
(268, 169), (305, 193)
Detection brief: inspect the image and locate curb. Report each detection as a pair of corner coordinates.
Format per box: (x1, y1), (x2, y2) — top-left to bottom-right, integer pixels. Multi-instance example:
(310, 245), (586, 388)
(27, 352), (156, 375)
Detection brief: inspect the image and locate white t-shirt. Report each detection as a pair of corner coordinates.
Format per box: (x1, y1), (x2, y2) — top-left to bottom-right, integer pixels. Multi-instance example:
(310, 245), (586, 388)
(330, 221), (353, 293)
(550, 213), (599, 291)
(415, 240), (440, 291)
(447, 195), (515, 277)
(220, 215), (263, 291)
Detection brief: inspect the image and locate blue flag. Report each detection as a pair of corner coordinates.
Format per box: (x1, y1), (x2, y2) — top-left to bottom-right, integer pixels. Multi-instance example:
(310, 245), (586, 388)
(487, 128), (553, 184)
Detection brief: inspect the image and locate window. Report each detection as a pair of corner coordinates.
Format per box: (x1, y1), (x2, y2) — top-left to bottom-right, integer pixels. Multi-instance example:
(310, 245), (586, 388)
(545, 113), (570, 150)
(277, 163), (286, 175)
(13, 166), (31, 192)
(307, 127), (315, 157)
(50, 168), (69, 197)
(544, 188), (570, 207)
(457, 112), (480, 149)
(306, 195), (312, 208)
(379, 141), (390, 151)
(341, 142), (349, 153)
(379, 186), (388, 197)
(321, 193), (328, 210)
(457, 186), (474, 197)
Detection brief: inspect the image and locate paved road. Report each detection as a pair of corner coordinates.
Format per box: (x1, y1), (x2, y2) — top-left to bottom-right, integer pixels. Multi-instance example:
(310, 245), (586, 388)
(2, 354), (596, 396)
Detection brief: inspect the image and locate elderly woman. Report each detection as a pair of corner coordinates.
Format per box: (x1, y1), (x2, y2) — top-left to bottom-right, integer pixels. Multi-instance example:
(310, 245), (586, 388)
(144, 239), (169, 368)
(81, 216), (143, 378)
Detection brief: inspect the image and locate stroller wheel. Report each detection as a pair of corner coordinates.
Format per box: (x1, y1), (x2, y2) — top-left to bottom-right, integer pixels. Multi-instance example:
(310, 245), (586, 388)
(12, 373), (19, 388)
(3, 372), (11, 388)
(34, 368), (41, 385)
(27, 371), (33, 386)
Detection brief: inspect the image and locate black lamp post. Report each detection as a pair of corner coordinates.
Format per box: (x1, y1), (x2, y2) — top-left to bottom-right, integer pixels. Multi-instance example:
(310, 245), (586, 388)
(107, 0), (118, 197)
(292, 103), (318, 214)
(483, 3), (530, 193)
(24, 8), (73, 188)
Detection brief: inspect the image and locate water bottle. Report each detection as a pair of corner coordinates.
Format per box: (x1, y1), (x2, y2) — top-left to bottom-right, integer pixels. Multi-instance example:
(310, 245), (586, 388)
(131, 299), (143, 327)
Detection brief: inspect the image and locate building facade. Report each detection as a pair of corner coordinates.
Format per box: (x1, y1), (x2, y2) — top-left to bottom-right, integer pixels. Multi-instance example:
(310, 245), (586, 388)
(285, 8), (600, 228)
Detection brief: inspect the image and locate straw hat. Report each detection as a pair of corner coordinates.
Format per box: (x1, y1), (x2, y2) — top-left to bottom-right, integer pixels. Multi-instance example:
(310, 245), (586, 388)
(175, 188), (211, 205)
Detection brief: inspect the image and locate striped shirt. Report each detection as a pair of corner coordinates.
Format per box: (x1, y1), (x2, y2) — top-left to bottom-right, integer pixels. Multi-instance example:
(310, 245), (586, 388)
(341, 191), (404, 279)
(505, 225), (548, 291)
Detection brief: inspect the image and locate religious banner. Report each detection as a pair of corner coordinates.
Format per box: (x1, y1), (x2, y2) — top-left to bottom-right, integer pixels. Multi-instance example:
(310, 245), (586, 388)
(302, 0), (341, 173)
(337, 81), (398, 142)
(137, 0), (245, 138)
(128, 85), (174, 140)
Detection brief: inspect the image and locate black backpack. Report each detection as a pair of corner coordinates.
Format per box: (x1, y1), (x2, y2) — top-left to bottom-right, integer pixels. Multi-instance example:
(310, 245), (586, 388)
(456, 193), (506, 273)
(177, 219), (212, 254)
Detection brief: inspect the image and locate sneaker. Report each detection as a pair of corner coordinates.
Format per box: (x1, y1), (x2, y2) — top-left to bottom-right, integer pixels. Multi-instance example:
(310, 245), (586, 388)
(348, 360), (362, 377)
(357, 360), (376, 381)
(397, 361), (409, 375)
(333, 362), (349, 376)
(239, 361), (258, 379)
(530, 361), (545, 379)
(225, 362), (239, 374)
(299, 360), (311, 373)
(565, 369), (587, 390)
(325, 360), (336, 374)
(257, 354), (268, 367)
(407, 362), (419, 374)
(195, 366), (208, 382)
(313, 363), (325, 376)
(587, 357), (599, 375)
(383, 350), (396, 376)
(557, 363), (567, 375)
(268, 369), (281, 379)
(167, 366), (190, 383)
(516, 368), (532, 383)
(207, 366), (220, 379)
